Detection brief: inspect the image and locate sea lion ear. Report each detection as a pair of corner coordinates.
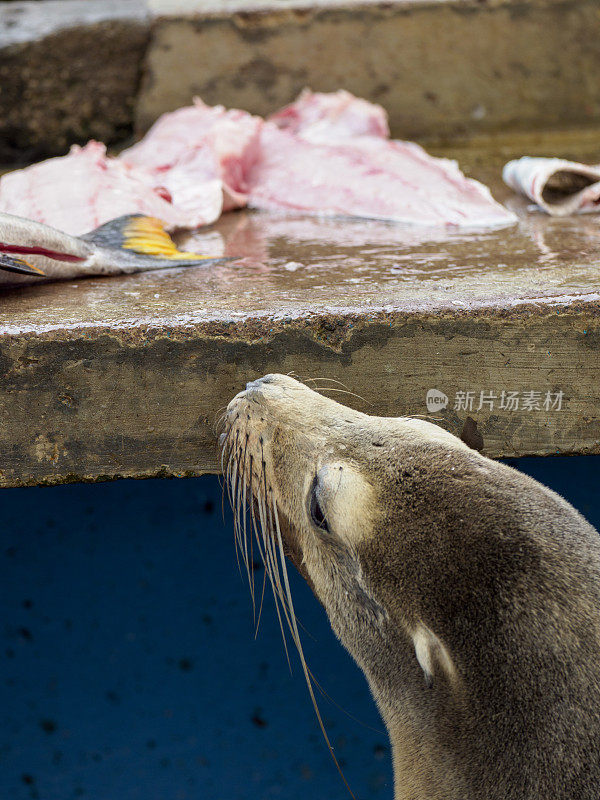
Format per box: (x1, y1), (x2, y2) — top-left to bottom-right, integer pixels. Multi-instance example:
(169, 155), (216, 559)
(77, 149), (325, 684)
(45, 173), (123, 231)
(413, 624), (458, 689)
(460, 416), (484, 451)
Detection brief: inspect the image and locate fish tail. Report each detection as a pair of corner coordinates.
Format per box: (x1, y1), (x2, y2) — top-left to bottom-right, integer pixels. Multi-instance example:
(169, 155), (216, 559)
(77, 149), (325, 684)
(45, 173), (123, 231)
(82, 215), (218, 271)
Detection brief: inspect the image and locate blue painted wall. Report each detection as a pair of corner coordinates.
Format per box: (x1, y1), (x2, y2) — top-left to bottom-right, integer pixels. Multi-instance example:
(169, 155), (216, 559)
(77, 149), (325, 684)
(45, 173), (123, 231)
(1, 457), (599, 800)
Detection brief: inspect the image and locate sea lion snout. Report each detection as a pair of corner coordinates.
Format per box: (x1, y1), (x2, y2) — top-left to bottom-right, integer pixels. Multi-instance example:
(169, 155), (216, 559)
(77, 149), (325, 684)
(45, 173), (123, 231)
(242, 373), (288, 407)
(246, 373), (277, 390)
(221, 373), (380, 570)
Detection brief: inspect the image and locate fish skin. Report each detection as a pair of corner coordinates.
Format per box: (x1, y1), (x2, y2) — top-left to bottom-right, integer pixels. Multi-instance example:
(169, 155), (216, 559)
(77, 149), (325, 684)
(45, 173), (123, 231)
(503, 157), (600, 216)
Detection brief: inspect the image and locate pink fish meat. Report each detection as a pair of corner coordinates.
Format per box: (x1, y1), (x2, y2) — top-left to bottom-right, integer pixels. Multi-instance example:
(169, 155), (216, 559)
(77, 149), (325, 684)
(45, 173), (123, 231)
(248, 123), (516, 229)
(0, 141), (220, 236)
(0, 90), (516, 234)
(120, 98), (263, 212)
(268, 88), (390, 141)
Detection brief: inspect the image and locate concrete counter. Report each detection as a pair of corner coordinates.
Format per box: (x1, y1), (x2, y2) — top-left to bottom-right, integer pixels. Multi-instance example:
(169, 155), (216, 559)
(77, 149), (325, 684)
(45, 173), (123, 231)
(1, 130), (599, 487)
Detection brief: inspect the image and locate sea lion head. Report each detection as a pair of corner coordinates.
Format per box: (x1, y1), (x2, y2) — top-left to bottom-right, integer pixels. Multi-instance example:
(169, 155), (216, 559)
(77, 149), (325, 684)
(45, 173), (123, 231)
(222, 373), (467, 644)
(221, 373), (600, 800)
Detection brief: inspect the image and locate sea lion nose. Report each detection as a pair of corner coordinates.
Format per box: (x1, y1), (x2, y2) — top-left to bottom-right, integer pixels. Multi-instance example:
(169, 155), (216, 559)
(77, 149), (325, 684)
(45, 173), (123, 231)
(246, 374), (276, 392)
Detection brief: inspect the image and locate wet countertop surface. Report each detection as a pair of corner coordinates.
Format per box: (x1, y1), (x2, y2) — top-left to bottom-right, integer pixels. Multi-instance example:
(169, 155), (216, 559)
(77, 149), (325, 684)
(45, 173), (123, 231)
(1, 128), (600, 331)
(1, 129), (600, 485)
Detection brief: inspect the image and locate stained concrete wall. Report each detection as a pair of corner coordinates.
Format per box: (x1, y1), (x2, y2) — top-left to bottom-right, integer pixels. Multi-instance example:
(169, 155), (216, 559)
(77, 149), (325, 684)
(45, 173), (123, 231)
(138, 0), (600, 140)
(1, 0), (600, 161)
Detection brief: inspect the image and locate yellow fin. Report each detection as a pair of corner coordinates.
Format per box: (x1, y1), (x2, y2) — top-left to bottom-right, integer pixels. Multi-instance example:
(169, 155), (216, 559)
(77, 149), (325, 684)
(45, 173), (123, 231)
(122, 217), (209, 261)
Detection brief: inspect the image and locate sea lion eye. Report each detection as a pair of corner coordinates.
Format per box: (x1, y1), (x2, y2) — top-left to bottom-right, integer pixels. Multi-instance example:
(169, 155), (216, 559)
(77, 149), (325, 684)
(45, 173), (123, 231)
(309, 481), (330, 533)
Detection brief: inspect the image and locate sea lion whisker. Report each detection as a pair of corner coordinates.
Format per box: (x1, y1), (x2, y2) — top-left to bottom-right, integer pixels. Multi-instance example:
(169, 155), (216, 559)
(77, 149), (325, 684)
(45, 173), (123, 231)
(248, 492), (258, 613)
(305, 376), (350, 390)
(253, 562), (269, 640)
(234, 443), (247, 558)
(229, 442), (240, 518)
(261, 546), (292, 668)
(268, 509), (302, 654)
(247, 460), (260, 619)
(220, 433), (236, 523)
(240, 462), (256, 612)
(236, 438), (251, 576)
(307, 664), (386, 736)
(232, 512), (243, 578)
(234, 461), (243, 561)
(231, 450), (246, 579)
(252, 459), (295, 649)
(271, 500), (356, 799)
(249, 502), (269, 635)
(223, 453), (237, 532)
(312, 387), (373, 406)
(213, 407), (229, 434)
(225, 429), (240, 508)
(224, 454), (240, 568)
(221, 465), (230, 528)
(253, 490), (292, 666)
(254, 440), (308, 653)
(265, 498), (297, 635)
(258, 444), (299, 632)
(219, 430), (229, 476)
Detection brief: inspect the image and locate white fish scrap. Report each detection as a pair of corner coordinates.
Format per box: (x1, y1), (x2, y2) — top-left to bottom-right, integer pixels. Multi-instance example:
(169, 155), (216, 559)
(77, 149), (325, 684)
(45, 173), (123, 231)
(259, 90), (516, 229)
(503, 157), (600, 216)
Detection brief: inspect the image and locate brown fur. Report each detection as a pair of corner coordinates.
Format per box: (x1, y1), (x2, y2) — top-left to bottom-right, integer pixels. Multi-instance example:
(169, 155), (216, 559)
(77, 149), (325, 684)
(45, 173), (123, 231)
(222, 374), (600, 800)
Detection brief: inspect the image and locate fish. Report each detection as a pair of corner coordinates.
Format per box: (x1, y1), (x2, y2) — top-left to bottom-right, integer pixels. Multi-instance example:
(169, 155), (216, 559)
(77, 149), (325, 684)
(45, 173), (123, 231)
(0, 212), (223, 286)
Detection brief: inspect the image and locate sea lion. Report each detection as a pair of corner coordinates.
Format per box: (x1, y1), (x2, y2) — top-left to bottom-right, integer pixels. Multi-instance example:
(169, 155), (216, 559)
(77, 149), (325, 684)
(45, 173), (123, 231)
(221, 373), (600, 800)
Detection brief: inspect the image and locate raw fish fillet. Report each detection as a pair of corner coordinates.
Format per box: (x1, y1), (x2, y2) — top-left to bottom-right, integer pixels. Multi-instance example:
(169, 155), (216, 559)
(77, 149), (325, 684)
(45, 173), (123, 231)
(0, 91), (515, 235)
(269, 89), (390, 141)
(0, 142), (219, 236)
(503, 157), (600, 216)
(121, 99), (263, 212)
(248, 124), (517, 229)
